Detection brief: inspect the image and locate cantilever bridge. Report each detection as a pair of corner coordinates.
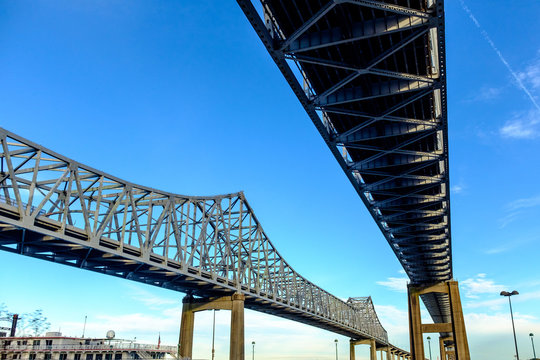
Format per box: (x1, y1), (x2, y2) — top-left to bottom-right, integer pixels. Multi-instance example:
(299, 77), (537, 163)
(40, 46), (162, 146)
(237, 0), (451, 322)
(0, 128), (403, 352)
(236, 1), (469, 359)
(1, 1), (470, 359)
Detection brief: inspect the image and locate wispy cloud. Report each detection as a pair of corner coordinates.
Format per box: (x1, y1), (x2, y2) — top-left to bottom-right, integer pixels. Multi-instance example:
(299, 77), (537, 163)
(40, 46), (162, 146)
(500, 109), (540, 139)
(498, 194), (540, 229)
(518, 52), (540, 91)
(461, 274), (505, 299)
(451, 184), (465, 194)
(459, 1), (540, 111)
(376, 275), (408, 293)
(126, 285), (178, 308)
(465, 311), (540, 336)
(464, 86), (503, 103)
(507, 194), (540, 211)
(484, 243), (514, 255)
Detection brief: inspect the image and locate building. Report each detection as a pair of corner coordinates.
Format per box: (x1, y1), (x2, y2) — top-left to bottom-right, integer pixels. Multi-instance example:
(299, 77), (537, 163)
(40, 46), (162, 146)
(0, 333), (177, 360)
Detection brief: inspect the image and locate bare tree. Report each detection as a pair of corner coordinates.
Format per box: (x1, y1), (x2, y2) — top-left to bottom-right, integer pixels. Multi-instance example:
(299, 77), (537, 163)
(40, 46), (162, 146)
(0, 303), (13, 321)
(25, 309), (50, 336)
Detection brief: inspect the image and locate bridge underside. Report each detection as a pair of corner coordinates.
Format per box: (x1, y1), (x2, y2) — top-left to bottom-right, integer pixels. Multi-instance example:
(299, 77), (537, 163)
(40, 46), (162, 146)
(0, 212), (381, 342)
(237, 0), (452, 324)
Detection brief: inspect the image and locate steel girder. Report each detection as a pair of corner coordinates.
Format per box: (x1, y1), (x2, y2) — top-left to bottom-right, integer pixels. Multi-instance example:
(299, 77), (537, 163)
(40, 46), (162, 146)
(0, 128), (390, 344)
(236, 0), (452, 323)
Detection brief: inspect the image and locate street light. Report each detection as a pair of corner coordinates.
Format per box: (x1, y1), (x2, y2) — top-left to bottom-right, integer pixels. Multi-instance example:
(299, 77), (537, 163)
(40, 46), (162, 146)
(211, 309), (220, 360)
(530, 333), (537, 360)
(427, 336), (432, 360)
(252, 341), (255, 360)
(501, 290), (520, 360)
(334, 339), (338, 360)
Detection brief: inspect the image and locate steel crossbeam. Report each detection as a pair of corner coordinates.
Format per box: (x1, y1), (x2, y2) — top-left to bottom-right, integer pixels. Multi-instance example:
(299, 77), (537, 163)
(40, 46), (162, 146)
(237, 0), (452, 324)
(0, 128), (389, 344)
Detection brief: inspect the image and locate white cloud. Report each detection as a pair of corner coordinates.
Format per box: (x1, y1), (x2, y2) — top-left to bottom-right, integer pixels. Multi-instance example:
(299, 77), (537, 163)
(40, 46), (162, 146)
(376, 276), (409, 293)
(498, 194), (540, 229)
(518, 54), (540, 90)
(127, 285), (179, 308)
(57, 311), (180, 343)
(465, 296), (506, 310)
(373, 304), (409, 347)
(484, 244), (512, 254)
(465, 86), (503, 102)
(507, 194), (540, 211)
(500, 109), (540, 139)
(451, 185), (464, 194)
(497, 210), (523, 229)
(461, 274), (505, 299)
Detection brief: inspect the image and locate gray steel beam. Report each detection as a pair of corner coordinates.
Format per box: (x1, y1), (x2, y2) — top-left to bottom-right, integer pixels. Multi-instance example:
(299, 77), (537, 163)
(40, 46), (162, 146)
(288, 55), (435, 85)
(343, 0), (431, 19)
(316, 80), (430, 106)
(285, 15), (429, 53)
(336, 88), (434, 141)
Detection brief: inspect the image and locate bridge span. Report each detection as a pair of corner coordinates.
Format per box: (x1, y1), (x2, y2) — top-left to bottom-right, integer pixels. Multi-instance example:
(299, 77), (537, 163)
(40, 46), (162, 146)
(237, 0), (470, 359)
(0, 128), (408, 358)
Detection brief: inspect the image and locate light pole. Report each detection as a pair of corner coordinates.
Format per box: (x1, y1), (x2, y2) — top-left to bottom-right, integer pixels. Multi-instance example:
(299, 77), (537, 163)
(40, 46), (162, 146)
(501, 290), (520, 360)
(334, 339), (338, 360)
(530, 333), (537, 359)
(427, 336), (432, 360)
(252, 341), (255, 360)
(211, 309), (220, 360)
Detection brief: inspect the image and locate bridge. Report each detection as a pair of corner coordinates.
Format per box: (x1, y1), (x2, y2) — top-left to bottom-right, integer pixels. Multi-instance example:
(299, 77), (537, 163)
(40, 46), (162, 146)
(0, 128), (407, 359)
(0, 0), (472, 359)
(236, 0), (469, 359)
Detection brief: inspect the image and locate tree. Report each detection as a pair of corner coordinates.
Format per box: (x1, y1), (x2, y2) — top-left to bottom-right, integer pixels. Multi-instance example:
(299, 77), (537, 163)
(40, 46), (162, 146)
(0, 303), (13, 321)
(25, 309), (50, 336)
(0, 306), (50, 336)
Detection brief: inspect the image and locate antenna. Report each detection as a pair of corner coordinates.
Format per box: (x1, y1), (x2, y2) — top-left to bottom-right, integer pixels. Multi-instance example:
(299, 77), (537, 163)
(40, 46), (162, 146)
(82, 315), (87, 338)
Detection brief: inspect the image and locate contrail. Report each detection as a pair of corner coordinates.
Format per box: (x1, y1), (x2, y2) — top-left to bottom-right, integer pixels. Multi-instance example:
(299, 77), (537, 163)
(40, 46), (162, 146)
(459, 0), (540, 111)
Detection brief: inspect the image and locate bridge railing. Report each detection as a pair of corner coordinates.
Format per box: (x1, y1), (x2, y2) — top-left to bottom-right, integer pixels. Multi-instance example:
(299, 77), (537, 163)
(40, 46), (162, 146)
(0, 128), (387, 343)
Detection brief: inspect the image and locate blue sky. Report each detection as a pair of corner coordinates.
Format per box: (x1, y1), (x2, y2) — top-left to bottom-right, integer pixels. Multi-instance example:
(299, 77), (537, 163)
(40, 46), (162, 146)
(1, 1), (540, 359)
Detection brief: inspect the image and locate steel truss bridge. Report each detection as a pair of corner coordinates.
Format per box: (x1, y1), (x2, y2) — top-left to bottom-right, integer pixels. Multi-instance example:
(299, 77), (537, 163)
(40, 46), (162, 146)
(237, 0), (453, 324)
(1, 0), (459, 356)
(0, 128), (396, 347)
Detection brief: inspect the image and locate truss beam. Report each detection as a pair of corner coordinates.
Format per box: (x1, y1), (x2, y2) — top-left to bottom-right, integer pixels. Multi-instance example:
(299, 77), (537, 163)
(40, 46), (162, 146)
(0, 127), (389, 344)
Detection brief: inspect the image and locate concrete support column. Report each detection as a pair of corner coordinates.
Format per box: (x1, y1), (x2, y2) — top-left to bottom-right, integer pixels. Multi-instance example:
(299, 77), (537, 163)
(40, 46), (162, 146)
(439, 337), (446, 360)
(370, 339), (377, 360)
(350, 340), (356, 360)
(448, 281), (470, 360)
(179, 296), (195, 360)
(230, 293), (245, 360)
(407, 286), (424, 360)
(408, 281), (470, 360)
(386, 348), (391, 360)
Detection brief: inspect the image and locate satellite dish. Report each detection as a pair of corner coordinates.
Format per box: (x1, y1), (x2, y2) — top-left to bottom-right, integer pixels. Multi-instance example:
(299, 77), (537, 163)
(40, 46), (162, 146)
(106, 330), (115, 340)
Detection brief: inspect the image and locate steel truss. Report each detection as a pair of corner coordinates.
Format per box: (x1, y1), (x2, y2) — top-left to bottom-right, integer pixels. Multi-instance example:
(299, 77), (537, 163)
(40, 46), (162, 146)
(237, 0), (452, 323)
(0, 128), (390, 344)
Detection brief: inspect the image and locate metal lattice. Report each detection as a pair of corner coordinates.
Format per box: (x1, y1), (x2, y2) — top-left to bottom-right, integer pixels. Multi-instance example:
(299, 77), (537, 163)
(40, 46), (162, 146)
(0, 127), (388, 344)
(237, 0), (452, 323)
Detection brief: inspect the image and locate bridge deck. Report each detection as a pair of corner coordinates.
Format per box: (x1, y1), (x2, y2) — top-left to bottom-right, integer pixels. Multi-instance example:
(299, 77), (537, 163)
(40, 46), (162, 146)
(237, 0), (452, 323)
